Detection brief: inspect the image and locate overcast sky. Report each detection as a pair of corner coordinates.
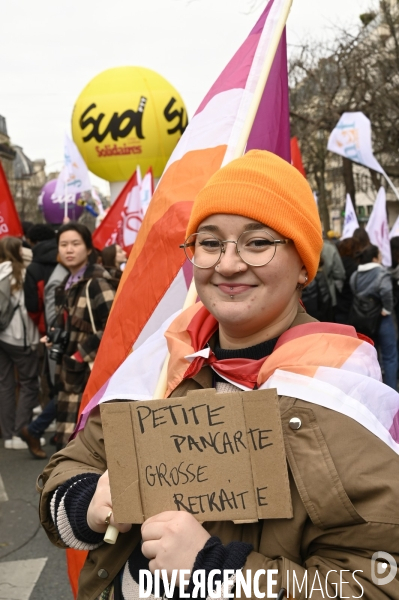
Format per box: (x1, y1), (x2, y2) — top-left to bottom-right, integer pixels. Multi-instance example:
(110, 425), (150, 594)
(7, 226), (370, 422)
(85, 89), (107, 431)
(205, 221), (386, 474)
(1, 0), (374, 193)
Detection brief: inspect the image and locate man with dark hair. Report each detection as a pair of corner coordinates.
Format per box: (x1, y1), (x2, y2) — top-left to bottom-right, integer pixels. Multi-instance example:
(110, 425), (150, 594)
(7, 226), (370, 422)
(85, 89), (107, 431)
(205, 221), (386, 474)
(24, 224), (57, 334)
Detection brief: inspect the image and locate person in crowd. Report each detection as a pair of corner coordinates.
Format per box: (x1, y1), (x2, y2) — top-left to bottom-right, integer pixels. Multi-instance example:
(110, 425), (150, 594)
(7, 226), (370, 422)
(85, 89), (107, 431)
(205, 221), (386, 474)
(0, 236), (42, 450)
(39, 152), (399, 599)
(321, 236), (345, 314)
(24, 224), (58, 335)
(20, 261), (69, 459)
(42, 222), (115, 449)
(17, 224), (58, 457)
(390, 236), (399, 327)
(301, 257), (332, 321)
(21, 221), (33, 268)
(101, 244), (127, 286)
(352, 227), (370, 255)
(350, 244), (398, 390)
(335, 237), (359, 324)
(326, 230), (339, 241)
(21, 221), (34, 242)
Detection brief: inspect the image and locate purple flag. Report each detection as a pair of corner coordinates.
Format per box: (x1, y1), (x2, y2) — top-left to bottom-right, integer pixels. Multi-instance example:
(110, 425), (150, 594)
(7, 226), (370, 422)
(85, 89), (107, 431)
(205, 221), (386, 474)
(246, 4), (291, 161)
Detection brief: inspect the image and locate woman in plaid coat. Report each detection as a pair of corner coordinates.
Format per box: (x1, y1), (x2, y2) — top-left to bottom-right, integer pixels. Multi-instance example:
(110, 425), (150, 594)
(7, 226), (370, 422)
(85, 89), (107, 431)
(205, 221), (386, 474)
(47, 223), (115, 448)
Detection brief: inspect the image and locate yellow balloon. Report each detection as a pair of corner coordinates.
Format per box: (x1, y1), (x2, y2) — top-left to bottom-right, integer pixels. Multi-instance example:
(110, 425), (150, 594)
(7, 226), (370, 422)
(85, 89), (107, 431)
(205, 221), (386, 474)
(71, 66), (188, 181)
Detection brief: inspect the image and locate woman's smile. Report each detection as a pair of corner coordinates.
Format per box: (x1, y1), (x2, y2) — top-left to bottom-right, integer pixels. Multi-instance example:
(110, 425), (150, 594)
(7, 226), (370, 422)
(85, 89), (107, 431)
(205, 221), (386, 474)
(215, 283), (257, 296)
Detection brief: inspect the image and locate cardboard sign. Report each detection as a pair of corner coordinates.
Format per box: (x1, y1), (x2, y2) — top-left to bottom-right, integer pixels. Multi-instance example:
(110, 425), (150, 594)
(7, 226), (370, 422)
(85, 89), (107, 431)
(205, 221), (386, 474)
(101, 388), (292, 524)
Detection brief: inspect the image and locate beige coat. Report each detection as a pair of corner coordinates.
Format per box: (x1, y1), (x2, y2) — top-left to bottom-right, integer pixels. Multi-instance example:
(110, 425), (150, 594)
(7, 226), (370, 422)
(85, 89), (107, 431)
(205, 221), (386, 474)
(38, 314), (399, 600)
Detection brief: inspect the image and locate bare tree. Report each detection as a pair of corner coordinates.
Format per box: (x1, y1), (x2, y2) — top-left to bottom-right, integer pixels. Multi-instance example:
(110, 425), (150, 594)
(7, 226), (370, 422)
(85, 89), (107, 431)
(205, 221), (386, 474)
(289, 0), (399, 231)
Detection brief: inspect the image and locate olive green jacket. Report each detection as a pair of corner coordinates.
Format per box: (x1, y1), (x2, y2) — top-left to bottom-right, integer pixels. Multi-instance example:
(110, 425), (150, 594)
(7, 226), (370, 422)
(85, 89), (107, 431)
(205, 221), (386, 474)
(38, 313), (399, 600)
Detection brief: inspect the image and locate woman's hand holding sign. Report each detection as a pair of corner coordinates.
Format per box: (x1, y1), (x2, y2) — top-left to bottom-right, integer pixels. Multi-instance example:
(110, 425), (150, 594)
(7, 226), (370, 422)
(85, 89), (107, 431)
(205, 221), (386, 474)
(87, 470), (132, 535)
(141, 511), (210, 580)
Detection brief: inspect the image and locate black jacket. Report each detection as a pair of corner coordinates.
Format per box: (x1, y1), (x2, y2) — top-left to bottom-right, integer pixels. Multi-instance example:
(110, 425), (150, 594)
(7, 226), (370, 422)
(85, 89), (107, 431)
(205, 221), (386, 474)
(24, 239), (58, 326)
(301, 271), (333, 322)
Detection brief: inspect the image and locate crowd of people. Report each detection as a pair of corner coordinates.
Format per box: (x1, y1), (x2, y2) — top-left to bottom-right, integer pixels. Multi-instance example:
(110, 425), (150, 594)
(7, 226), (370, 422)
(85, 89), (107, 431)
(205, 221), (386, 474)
(0, 220), (126, 458)
(301, 228), (399, 390)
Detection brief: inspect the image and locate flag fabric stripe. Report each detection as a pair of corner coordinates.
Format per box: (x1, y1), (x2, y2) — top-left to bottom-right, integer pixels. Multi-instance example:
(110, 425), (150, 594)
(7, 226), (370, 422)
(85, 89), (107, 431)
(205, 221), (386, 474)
(195, 8), (271, 115)
(133, 266), (190, 349)
(161, 93), (237, 168)
(257, 331), (365, 383)
(247, 30), (290, 162)
(196, 0), (284, 118)
(262, 369), (399, 454)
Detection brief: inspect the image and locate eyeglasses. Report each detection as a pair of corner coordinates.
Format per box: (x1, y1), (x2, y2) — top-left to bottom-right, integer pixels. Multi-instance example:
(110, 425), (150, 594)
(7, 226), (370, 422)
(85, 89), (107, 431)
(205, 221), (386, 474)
(180, 230), (292, 269)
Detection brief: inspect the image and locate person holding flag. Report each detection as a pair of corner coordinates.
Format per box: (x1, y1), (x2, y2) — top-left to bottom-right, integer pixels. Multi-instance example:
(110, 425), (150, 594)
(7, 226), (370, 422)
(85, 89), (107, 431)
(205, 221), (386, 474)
(39, 152), (399, 599)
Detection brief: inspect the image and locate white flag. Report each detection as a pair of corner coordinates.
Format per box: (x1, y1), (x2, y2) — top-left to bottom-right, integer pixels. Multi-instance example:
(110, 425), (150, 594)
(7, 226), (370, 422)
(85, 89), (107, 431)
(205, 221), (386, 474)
(366, 187), (392, 267)
(328, 112), (384, 174)
(55, 134), (92, 197)
(140, 168), (154, 215)
(389, 215), (399, 240)
(91, 188), (105, 216)
(122, 167), (143, 247)
(340, 194), (359, 240)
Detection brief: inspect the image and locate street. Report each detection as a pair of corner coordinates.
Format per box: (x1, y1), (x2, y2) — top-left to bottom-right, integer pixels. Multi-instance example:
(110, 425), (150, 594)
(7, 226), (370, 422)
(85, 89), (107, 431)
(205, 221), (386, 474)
(0, 433), (72, 600)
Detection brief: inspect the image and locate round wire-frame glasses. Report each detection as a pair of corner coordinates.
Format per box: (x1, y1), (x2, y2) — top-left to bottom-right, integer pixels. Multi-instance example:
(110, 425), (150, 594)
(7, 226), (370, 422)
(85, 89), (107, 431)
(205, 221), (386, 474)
(180, 229), (292, 269)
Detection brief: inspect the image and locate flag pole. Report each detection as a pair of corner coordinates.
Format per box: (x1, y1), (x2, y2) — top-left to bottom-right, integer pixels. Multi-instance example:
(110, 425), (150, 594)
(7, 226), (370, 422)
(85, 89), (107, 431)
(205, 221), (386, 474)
(152, 279), (198, 398)
(104, 0), (293, 545)
(383, 171), (399, 202)
(63, 170), (69, 221)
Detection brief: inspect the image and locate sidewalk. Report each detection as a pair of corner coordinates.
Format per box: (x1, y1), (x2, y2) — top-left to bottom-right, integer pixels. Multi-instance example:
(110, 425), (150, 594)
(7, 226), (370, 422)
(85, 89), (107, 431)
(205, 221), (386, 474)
(0, 434), (72, 600)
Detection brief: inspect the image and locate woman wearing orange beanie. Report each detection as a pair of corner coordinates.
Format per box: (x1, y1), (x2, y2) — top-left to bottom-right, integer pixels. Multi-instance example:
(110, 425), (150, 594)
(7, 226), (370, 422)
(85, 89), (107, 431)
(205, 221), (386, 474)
(39, 151), (399, 599)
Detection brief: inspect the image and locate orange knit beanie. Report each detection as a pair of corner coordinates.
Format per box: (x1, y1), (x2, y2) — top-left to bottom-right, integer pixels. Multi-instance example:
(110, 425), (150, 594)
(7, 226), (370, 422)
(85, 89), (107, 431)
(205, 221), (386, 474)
(186, 150), (323, 282)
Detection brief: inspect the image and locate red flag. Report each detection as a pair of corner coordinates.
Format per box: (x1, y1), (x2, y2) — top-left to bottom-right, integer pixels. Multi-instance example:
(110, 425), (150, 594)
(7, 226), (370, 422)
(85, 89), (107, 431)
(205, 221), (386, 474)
(66, 549), (88, 599)
(92, 169), (141, 253)
(0, 162), (23, 239)
(290, 137), (306, 178)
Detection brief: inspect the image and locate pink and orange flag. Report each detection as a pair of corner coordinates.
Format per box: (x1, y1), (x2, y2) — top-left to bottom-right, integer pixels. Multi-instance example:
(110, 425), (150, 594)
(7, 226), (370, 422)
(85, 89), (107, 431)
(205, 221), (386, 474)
(79, 0), (291, 420)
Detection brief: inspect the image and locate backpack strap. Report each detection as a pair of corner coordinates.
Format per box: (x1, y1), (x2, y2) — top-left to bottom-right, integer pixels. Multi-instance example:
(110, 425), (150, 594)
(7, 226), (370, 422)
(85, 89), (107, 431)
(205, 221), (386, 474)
(85, 279), (97, 334)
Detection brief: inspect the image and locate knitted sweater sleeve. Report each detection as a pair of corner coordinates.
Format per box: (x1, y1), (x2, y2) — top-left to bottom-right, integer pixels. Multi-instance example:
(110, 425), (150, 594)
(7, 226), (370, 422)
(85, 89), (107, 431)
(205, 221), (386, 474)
(50, 473), (104, 551)
(186, 536), (253, 598)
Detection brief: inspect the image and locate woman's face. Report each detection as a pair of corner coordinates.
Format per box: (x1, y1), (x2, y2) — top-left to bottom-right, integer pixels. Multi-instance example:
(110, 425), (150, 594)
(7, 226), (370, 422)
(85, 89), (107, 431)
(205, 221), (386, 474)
(193, 214), (307, 343)
(58, 230), (90, 273)
(115, 245), (127, 267)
